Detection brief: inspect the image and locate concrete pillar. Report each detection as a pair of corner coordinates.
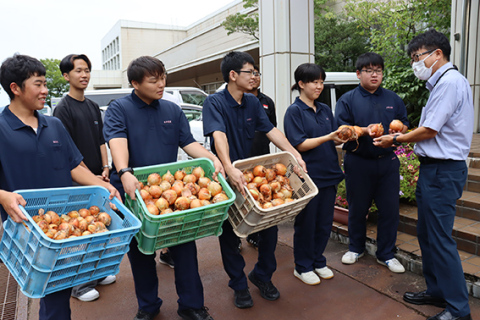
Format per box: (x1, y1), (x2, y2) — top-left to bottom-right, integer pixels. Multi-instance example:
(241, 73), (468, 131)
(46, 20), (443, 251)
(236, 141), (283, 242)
(258, 0), (315, 134)
(451, 0), (480, 132)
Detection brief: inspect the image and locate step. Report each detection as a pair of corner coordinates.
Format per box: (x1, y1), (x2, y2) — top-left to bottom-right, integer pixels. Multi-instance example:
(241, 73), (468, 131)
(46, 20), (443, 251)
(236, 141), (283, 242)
(457, 190), (480, 222)
(465, 167), (480, 192)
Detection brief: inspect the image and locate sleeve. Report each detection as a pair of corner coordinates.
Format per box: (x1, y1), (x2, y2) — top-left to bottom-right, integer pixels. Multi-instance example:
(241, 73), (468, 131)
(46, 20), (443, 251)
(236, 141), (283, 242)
(53, 100), (74, 137)
(202, 95), (226, 136)
(268, 98), (277, 127)
(178, 109), (196, 148)
(422, 81), (459, 132)
(334, 93), (354, 126)
(103, 100), (127, 143)
(253, 97), (274, 133)
(283, 105), (306, 147)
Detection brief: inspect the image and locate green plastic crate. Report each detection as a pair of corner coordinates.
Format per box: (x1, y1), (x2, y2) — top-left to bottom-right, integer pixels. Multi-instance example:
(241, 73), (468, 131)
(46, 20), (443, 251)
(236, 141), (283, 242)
(125, 158), (235, 254)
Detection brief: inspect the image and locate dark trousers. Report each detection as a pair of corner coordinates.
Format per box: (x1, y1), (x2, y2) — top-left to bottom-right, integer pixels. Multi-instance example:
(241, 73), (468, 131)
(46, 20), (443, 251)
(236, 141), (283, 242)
(39, 288), (72, 320)
(344, 152), (400, 261)
(416, 160), (470, 317)
(219, 220), (278, 290)
(127, 237), (204, 313)
(294, 184), (336, 273)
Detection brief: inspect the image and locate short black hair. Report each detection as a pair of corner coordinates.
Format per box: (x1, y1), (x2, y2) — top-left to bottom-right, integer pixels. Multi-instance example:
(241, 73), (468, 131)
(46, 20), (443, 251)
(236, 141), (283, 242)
(407, 29), (451, 61)
(59, 54), (92, 75)
(127, 56), (165, 85)
(220, 51), (255, 83)
(0, 54), (46, 101)
(355, 52), (384, 71)
(253, 64), (259, 72)
(291, 63), (326, 92)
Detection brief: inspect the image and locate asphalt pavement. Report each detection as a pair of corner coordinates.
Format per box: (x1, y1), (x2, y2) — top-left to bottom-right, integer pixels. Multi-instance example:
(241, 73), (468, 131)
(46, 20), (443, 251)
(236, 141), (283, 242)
(27, 220), (480, 320)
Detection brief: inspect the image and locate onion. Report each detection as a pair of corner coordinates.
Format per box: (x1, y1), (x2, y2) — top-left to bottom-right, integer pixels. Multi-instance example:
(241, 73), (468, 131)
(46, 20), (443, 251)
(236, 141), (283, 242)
(155, 197), (169, 211)
(183, 174), (197, 184)
(146, 204), (160, 215)
(54, 231), (67, 240)
(212, 193), (229, 203)
(159, 181), (172, 192)
(273, 192), (286, 200)
(207, 181), (222, 196)
(69, 218), (79, 228)
(85, 216), (95, 225)
(262, 202), (273, 209)
(97, 212), (112, 226)
(265, 168), (277, 182)
(144, 199), (155, 205)
(172, 182), (184, 196)
(273, 163), (287, 176)
(79, 208), (90, 218)
(175, 196), (191, 210)
(68, 211), (79, 218)
(138, 181), (144, 189)
(259, 184), (272, 197)
(272, 198), (285, 206)
(162, 189), (177, 205)
(249, 188), (260, 200)
(338, 125), (354, 140)
(389, 119), (404, 132)
(147, 173), (161, 186)
(162, 171), (175, 185)
(270, 181), (281, 193)
(89, 206), (100, 216)
(181, 187), (193, 198)
(149, 185), (163, 198)
(198, 177), (211, 188)
(72, 228), (82, 237)
(253, 176), (267, 188)
(174, 170), (186, 181)
(185, 182), (199, 195)
(243, 170), (254, 183)
(140, 189), (152, 201)
(192, 166), (205, 180)
(58, 222), (73, 235)
(370, 123), (384, 137)
(253, 165), (266, 177)
(37, 220), (49, 232)
(353, 125), (363, 138)
(285, 198), (295, 203)
(160, 208), (173, 215)
(201, 200), (211, 206)
(190, 199), (202, 209)
(280, 187), (292, 199)
(198, 188), (212, 200)
(78, 219), (88, 232)
(246, 182), (258, 190)
(45, 229), (55, 239)
(82, 231), (92, 236)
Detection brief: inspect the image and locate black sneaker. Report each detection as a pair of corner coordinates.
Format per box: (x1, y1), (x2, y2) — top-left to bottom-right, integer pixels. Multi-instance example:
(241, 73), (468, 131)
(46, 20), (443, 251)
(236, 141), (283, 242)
(133, 309), (160, 320)
(246, 233), (259, 249)
(234, 288), (253, 309)
(159, 249), (174, 268)
(248, 271), (280, 301)
(237, 237), (242, 252)
(177, 306), (213, 320)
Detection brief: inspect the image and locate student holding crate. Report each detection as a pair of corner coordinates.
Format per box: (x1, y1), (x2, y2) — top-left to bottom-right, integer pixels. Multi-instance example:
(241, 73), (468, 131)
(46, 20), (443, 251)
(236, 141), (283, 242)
(0, 54), (120, 320)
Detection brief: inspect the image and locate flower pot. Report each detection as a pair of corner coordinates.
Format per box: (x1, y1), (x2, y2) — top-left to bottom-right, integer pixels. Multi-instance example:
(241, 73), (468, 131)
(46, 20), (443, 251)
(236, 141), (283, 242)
(333, 206), (349, 225)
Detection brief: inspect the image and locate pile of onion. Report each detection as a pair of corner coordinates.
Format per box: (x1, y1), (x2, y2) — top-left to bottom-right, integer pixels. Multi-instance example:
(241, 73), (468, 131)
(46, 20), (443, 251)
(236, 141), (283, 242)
(32, 207), (112, 240)
(141, 166), (228, 216)
(244, 163), (295, 209)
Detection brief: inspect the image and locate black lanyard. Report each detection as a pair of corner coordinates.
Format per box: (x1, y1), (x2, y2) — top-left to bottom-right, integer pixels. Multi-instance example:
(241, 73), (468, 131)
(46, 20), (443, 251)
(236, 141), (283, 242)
(434, 67), (457, 88)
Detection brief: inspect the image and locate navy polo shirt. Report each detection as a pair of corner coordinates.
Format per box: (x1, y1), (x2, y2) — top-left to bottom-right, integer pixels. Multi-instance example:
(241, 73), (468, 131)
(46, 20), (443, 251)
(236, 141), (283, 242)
(203, 87), (274, 162)
(335, 85), (409, 158)
(0, 107), (83, 222)
(103, 90), (196, 191)
(284, 97), (344, 187)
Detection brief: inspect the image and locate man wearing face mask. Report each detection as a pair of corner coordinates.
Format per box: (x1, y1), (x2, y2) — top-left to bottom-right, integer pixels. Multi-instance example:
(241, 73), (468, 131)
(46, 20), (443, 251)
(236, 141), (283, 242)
(374, 29), (473, 320)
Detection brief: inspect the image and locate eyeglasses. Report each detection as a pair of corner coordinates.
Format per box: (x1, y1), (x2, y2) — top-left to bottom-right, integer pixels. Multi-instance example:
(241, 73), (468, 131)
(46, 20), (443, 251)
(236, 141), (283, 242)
(410, 49), (436, 63)
(361, 69), (383, 75)
(235, 70), (260, 77)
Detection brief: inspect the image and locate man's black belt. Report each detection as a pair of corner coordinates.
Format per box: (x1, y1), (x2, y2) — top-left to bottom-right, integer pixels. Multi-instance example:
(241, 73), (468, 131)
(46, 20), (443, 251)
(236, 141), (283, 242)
(418, 156), (463, 165)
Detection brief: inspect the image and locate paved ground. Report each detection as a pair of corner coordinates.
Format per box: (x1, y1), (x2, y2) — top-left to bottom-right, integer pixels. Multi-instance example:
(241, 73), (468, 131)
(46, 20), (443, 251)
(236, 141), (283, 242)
(26, 220), (480, 320)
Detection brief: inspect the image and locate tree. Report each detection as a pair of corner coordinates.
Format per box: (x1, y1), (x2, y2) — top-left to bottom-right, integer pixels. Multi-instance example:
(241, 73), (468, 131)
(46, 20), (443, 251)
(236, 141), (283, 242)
(221, 0), (259, 40)
(344, 0), (451, 125)
(40, 58), (69, 106)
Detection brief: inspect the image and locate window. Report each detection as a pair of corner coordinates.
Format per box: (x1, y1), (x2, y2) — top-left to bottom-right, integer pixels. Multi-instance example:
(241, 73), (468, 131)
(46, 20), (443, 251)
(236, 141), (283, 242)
(180, 91), (207, 106)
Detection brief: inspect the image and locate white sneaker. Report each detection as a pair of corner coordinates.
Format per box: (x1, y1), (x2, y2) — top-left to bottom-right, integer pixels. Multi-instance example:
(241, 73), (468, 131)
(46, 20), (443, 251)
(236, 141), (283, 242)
(293, 270), (321, 285)
(315, 266), (334, 279)
(98, 275), (117, 285)
(75, 289), (99, 302)
(377, 258), (405, 273)
(341, 251), (364, 264)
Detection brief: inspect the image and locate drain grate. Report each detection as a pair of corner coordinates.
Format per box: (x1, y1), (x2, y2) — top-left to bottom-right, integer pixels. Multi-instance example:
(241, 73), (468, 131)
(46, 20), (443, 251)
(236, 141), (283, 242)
(0, 220), (18, 320)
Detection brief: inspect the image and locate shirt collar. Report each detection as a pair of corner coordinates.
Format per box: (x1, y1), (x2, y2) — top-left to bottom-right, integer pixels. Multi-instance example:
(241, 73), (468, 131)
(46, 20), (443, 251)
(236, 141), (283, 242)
(295, 97), (323, 114)
(358, 84), (383, 97)
(3, 106), (48, 131)
(131, 90), (160, 109)
(426, 62), (454, 91)
(222, 86), (244, 108)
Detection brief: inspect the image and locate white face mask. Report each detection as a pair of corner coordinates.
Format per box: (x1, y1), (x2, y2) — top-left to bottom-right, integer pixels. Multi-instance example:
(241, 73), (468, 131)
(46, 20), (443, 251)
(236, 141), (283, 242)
(412, 51), (438, 80)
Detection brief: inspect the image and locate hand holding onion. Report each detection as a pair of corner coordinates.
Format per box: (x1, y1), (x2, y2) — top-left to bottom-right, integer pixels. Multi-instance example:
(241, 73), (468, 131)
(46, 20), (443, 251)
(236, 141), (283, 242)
(367, 123), (384, 138)
(373, 133), (401, 148)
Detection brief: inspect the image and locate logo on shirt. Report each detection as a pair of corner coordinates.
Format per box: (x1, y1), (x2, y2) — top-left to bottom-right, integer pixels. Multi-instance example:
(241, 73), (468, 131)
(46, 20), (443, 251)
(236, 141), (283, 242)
(263, 104), (268, 109)
(386, 106), (394, 109)
(326, 117), (329, 121)
(164, 120), (172, 124)
(246, 118), (252, 122)
(53, 140), (59, 144)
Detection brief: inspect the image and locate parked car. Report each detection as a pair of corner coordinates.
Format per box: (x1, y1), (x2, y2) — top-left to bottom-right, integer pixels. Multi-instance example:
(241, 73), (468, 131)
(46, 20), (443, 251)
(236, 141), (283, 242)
(165, 87), (208, 106)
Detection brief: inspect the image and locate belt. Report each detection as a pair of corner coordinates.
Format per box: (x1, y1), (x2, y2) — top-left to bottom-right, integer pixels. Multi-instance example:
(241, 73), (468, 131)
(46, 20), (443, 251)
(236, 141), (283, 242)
(418, 156), (463, 165)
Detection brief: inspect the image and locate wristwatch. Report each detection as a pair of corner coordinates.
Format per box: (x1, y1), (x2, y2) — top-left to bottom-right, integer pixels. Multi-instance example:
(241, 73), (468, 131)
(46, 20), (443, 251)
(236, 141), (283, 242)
(392, 135), (401, 146)
(118, 167), (134, 178)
